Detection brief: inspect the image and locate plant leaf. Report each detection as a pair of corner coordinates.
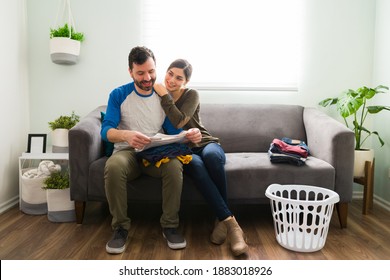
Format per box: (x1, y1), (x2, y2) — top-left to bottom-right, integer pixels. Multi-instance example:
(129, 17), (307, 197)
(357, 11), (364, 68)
(366, 106), (390, 114)
(375, 85), (389, 93)
(337, 90), (363, 118)
(318, 98), (338, 107)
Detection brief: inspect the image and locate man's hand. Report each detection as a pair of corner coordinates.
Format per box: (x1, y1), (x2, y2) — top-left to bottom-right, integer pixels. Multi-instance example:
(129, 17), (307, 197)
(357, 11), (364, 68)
(153, 83), (168, 97)
(124, 131), (151, 150)
(108, 129), (151, 150)
(185, 128), (202, 143)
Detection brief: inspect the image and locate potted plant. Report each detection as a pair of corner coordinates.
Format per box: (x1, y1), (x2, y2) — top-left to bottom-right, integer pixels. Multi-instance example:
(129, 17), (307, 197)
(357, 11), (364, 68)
(49, 23), (85, 65)
(49, 111), (80, 151)
(318, 85), (390, 177)
(42, 171), (75, 222)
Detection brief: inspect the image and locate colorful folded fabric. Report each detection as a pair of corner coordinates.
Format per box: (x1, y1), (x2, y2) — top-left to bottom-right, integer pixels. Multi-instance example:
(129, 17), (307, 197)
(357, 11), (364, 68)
(281, 137), (310, 155)
(271, 138), (309, 158)
(137, 143), (192, 167)
(268, 138), (309, 166)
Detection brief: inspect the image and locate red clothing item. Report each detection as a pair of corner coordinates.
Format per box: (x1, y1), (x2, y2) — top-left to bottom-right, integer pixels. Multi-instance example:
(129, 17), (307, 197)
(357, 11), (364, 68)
(272, 138), (309, 158)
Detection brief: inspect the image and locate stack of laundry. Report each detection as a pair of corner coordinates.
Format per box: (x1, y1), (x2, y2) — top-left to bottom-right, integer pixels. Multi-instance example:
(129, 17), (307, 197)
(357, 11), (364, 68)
(137, 143), (192, 167)
(268, 137), (309, 166)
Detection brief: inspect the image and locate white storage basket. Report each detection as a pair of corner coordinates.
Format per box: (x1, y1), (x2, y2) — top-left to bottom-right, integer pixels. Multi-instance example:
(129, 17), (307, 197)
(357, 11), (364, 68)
(20, 168), (48, 215)
(265, 184), (339, 252)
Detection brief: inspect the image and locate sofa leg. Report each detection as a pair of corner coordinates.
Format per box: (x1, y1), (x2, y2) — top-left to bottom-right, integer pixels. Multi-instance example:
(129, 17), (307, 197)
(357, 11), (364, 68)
(336, 202), (348, 228)
(75, 201), (86, 224)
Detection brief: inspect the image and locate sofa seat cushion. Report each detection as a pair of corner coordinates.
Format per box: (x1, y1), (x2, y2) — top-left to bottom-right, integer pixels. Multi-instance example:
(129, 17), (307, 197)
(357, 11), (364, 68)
(224, 153), (335, 200)
(87, 152), (335, 204)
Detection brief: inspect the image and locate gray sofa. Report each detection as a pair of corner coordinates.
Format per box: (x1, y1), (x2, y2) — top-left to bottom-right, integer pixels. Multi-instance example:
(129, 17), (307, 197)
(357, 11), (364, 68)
(69, 104), (355, 228)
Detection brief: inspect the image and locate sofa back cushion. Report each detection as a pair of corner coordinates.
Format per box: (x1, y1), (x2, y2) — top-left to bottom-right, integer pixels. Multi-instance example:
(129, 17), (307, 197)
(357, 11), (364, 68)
(199, 104), (306, 153)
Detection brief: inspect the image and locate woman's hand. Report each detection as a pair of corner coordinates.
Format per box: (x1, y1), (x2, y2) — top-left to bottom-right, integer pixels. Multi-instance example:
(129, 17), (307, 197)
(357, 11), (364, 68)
(185, 128), (202, 143)
(153, 83), (168, 97)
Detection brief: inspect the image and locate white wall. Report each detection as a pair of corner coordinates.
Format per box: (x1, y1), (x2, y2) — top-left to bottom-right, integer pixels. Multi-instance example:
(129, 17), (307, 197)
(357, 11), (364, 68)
(372, 0), (390, 206)
(0, 0), (30, 212)
(26, 0), (376, 132)
(2, 0), (389, 212)
(27, 0), (141, 136)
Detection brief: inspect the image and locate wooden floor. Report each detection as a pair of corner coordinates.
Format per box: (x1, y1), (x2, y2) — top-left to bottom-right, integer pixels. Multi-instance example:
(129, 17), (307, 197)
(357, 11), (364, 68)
(0, 199), (389, 260)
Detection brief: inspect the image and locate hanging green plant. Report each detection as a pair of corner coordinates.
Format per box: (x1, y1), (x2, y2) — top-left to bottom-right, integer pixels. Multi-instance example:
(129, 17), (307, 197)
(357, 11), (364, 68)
(50, 23), (84, 42)
(49, 0), (85, 64)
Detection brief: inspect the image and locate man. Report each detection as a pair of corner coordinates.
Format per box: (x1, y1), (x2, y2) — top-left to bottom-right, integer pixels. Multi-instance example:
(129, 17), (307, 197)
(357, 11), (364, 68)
(101, 46), (201, 254)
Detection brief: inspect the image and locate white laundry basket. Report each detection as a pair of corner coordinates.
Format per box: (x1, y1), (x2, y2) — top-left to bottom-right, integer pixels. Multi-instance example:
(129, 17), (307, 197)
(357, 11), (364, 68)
(265, 184), (339, 252)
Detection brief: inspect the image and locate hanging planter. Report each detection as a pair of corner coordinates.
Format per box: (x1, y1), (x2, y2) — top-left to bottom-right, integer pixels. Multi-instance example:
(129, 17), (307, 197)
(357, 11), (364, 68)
(50, 0), (85, 65)
(50, 36), (81, 65)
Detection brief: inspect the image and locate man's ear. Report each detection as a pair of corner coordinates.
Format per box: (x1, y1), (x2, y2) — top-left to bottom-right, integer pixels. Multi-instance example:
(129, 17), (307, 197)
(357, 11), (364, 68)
(128, 68), (133, 78)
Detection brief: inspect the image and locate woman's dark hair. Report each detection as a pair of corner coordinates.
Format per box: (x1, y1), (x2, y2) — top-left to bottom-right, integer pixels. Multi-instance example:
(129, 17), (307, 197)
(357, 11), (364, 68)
(167, 59), (193, 81)
(128, 46), (156, 70)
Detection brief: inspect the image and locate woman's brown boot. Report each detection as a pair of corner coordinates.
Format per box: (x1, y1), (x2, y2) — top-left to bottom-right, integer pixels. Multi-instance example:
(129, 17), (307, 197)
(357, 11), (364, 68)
(210, 219), (227, 245)
(223, 216), (248, 256)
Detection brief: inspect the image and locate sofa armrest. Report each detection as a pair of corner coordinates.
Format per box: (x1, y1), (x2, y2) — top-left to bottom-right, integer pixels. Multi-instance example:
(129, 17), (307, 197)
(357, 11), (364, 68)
(69, 105), (107, 201)
(303, 107), (355, 203)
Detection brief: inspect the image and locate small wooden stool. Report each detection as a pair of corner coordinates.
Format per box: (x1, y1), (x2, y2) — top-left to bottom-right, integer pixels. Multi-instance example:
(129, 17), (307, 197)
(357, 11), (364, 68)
(353, 159), (375, 215)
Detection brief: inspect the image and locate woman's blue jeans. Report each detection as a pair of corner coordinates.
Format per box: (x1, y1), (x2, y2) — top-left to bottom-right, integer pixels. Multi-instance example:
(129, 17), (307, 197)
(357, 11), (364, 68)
(184, 142), (232, 220)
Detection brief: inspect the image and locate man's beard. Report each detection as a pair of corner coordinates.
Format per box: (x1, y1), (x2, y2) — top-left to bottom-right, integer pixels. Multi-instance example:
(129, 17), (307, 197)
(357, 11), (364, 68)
(134, 78), (156, 92)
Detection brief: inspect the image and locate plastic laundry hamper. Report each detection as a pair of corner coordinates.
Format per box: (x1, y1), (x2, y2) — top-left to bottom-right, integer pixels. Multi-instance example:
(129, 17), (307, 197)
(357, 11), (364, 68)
(265, 184), (339, 252)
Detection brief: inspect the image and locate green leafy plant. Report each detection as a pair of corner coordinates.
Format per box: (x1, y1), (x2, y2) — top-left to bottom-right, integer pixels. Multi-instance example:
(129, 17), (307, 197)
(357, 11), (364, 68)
(319, 85), (390, 150)
(50, 23), (85, 42)
(42, 171), (69, 190)
(48, 111), (80, 130)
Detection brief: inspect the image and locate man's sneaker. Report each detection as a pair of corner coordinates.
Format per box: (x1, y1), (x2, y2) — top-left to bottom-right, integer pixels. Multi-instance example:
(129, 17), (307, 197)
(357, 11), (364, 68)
(162, 228), (187, 249)
(106, 226), (128, 254)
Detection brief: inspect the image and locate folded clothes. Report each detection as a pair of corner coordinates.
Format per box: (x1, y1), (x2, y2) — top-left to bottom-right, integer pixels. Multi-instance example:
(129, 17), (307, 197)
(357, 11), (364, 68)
(271, 138), (309, 158)
(281, 137), (310, 154)
(137, 143), (192, 167)
(268, 138), (309, 166)
(268, 148), (306, 166)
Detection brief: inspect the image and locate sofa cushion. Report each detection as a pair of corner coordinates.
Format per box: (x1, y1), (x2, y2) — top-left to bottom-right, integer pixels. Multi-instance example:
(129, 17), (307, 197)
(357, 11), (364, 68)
(87, 152), (335, 204)
(224, 153), (335, 200)
(200, 104), (307, 153)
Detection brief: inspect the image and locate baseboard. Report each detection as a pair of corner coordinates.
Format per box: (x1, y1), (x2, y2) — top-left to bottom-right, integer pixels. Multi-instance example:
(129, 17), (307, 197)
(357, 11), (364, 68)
(0, 196), (19, 214)
(352, 191), (390, 212)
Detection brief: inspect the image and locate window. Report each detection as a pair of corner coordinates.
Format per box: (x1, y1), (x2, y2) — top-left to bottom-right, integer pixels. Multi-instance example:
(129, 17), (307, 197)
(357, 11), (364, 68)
(141, 0), (302, 91)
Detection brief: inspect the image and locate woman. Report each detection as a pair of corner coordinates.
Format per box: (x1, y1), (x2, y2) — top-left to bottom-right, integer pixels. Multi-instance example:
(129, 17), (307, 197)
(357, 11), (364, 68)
(154, 59), (248, 256)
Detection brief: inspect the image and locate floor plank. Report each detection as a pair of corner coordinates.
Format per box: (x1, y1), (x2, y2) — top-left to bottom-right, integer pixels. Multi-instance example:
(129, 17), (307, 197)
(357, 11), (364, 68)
(0, 199), (389, 260)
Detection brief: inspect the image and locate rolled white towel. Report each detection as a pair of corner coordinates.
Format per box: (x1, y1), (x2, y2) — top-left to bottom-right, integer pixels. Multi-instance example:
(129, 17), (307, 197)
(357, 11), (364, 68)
(22, 160), (61, 179)
(37, 160), (61, 177)
(22, 168), (39, 179)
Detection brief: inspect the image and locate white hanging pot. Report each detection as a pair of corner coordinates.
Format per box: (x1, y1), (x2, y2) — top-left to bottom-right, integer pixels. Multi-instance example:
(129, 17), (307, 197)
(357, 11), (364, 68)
(50, 37), (80, 65)
(52, 128), (69, 148)
(354, 149), (374, 178)
(50, 0), (83, 65)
